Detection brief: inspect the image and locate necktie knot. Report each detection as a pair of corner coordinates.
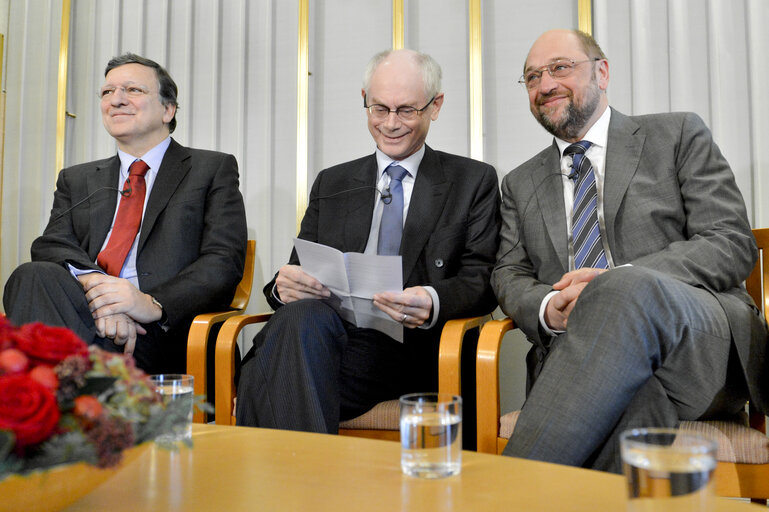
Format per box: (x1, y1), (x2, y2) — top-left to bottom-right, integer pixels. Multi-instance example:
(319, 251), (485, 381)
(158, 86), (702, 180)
(564, 140), (592, 158)
(129, 159), (150, 177)
(386, 164), (409, 183)
(565, 141), (592, 182)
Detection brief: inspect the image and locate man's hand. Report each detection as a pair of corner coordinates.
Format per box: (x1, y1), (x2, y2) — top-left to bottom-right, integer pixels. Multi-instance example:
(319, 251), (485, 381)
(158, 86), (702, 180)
(544, 268), (608, 331)
(94, 313), (147, 355)
(373, 286), (433, 329)
(275, 264), (330, 303)
(79, 273), (162, 324)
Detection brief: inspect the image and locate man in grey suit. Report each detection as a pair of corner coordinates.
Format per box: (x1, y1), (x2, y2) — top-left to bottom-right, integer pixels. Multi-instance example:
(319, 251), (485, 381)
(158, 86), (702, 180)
(3, 54), (247, 374)
(236, 49), (500, 433)
(493, 29), (768, 472)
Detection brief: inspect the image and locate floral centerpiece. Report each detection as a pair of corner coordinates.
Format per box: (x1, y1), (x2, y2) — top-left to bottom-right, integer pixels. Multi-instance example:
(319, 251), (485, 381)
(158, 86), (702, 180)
(0, 315), (193, 481)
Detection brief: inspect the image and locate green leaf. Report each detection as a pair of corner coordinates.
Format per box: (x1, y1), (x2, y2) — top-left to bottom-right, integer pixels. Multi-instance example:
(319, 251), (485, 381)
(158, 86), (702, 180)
(0, 430), (15, 461)
(78, 376), (118, 396)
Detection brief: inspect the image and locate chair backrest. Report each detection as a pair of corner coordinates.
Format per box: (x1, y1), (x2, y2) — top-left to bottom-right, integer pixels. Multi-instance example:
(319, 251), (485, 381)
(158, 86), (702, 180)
(230, 240), (256, 311)
(746, 228), (769, 317)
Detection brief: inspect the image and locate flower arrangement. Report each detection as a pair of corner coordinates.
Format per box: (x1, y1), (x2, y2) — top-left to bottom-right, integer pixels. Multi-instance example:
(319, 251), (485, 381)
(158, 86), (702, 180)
(0, 315), (193, 480)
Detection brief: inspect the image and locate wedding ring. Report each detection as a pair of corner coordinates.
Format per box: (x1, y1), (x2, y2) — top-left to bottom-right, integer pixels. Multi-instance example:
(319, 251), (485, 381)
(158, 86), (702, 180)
(402, 313), (408, 323)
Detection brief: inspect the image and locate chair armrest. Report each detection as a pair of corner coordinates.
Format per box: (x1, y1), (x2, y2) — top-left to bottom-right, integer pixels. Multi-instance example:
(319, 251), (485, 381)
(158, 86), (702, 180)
(438, 316), (488, 395)
(749, 401), (767, 434)
(476, 318), (515, 454)
(214, 313), (273, 425)
(187, 310), (243, 423)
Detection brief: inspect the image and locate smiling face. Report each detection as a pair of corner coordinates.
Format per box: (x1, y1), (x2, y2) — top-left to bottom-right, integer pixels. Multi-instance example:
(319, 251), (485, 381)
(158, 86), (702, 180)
(362, 52), (443, 161)
(100, 63), (176, 156)
(525, 30), (609, 142)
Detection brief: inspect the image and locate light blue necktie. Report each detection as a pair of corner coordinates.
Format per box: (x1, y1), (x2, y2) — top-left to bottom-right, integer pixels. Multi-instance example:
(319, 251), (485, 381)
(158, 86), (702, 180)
(377, 164), (409, 256)
(566, 141), (608, 269)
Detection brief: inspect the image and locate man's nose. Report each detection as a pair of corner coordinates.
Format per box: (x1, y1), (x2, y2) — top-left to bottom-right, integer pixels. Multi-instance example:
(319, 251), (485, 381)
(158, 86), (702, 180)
(537, 71), (559, 94)
(382, 111), (402, 129)
(110, 88), (129, 105)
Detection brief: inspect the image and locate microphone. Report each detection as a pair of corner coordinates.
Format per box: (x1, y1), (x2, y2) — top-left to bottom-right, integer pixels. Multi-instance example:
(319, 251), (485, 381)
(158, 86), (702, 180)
(313, 185), (392, 204)
(567, 168), (579, 181)
(51, 182), (131, 222)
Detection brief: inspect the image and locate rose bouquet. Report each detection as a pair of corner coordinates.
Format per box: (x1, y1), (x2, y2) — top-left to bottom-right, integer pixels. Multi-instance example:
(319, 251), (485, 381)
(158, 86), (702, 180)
(0, 315), (193, 480)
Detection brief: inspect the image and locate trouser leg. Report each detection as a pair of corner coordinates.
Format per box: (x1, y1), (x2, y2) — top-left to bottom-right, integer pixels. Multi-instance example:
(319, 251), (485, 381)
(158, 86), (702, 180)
(503, 267), (740, 468)
(3, 261), (98, 343)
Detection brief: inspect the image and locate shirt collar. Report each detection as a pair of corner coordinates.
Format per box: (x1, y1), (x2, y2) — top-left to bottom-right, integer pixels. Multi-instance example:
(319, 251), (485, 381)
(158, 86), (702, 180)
(375, 145), (426, 179)
(554, 105), (611, 156)
(117, 137), (172, 178)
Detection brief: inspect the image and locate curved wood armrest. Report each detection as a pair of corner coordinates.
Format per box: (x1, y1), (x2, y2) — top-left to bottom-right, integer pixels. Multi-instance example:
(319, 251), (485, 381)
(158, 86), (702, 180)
(187, 310), (242, 423)
(476, 318), (515, 454)
(438, 316), (489, 395)
(214, 313), (273, 425)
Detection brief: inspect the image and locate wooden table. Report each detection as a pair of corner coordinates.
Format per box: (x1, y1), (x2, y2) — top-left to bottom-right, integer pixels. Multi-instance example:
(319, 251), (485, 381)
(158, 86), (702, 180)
(63, 424), (763, 512)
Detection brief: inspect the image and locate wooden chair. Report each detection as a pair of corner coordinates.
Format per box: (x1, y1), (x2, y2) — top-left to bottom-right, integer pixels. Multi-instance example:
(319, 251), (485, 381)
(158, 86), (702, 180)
(476, 228), (769, 503)
(187, 239), (255, 423)
(212, 313), (488, 441)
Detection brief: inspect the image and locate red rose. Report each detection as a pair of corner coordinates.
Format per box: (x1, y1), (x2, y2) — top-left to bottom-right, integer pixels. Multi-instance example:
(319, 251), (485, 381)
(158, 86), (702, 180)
(12, 323), (89, 366)
(0, 373), (60, 447)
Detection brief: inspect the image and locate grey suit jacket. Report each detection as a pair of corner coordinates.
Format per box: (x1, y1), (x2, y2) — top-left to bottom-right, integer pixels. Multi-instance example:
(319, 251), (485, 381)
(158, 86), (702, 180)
(492, 109), (768, 413)
(265, 145), (501, 378)
(30, 138), (248, 332)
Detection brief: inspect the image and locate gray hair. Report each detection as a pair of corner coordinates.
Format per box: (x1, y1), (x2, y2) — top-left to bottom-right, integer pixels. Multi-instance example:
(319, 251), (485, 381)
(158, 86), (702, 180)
(362, 49), (442, 101)
(105, 53), (179, 133)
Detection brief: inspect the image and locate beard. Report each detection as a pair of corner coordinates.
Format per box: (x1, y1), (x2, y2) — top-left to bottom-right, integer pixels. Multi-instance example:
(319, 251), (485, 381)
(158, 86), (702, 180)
(532, 75), (601, 141)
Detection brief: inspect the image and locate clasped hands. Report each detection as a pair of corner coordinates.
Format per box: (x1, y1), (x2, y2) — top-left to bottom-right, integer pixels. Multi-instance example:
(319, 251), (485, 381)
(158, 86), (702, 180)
(276, 264), (432, 329)
(544, 267), (607, 331)
(78, 273), (163, 355)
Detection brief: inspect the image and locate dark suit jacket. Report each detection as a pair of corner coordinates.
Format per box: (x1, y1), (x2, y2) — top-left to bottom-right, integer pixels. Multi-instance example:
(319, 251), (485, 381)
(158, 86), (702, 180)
(30, 139), (247, 364)
(492, 109), (768, 413)
(265, 145), (501, 383)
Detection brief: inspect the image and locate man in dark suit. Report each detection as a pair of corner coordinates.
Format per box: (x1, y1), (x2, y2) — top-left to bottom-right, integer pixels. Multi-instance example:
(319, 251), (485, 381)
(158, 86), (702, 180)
(3, 54), (247, 374)
(493, 29), (768, 472)
(236, 49), (500, 433)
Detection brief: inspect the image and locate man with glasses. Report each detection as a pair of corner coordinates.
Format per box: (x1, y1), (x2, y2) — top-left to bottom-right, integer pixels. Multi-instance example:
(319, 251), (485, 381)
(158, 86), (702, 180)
(3, 53), (247, 374)
(236, 49), (500, 434)
(493, 29), (767, 472)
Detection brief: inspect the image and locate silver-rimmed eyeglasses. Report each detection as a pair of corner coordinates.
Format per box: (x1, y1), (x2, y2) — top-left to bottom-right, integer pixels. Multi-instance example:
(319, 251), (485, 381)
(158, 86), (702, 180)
(99, 85), (151, 100)
(519, 58), (601, 90)
(364, 95), (436, 121)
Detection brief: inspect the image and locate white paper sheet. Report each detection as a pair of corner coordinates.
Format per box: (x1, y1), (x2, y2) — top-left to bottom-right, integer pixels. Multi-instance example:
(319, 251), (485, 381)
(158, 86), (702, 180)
(294, 238), (404, 341)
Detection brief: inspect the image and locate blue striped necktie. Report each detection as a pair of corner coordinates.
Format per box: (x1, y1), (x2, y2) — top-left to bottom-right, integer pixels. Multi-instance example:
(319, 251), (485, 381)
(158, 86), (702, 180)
(377, 164), (409, 255)
(566, 141), (608, 269)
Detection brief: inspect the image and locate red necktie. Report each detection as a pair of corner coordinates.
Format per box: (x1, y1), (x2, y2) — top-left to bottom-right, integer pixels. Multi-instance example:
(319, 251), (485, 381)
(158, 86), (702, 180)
(97, 159), (150, 276)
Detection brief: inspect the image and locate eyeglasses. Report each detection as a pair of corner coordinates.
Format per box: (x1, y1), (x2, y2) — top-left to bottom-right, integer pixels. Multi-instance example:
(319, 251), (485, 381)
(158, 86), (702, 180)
(364, 95), (436, 121)
(99, 85), (151, 100)
(519, 58), (601, 90)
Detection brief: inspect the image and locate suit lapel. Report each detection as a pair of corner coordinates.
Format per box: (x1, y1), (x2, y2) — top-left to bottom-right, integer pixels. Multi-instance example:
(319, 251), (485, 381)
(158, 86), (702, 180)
(534, 142), (569, 272)
(603, 109), (644, 254)
(344, 155), (378, 252)
(138, 139), (192, 253)
(88, 156), (121, 258)
(401, 146), (451, 283)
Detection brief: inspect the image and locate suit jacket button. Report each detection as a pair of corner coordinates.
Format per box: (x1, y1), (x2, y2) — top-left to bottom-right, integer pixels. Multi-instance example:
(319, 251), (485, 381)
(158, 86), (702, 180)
(434, 259), (444, 268)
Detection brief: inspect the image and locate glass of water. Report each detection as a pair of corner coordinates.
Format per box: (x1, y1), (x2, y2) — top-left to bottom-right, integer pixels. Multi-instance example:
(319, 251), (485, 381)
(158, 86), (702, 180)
(150, 374), (194, 443)
(399, 392), (462, 478)
(620, 428), (718, 511)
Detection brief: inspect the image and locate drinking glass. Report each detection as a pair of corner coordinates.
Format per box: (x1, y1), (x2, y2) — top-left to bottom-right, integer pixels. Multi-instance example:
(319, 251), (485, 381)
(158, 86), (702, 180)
(620, 428), (718, 511)
(150, 374), (194, 443)
(399, 392), (462, 478)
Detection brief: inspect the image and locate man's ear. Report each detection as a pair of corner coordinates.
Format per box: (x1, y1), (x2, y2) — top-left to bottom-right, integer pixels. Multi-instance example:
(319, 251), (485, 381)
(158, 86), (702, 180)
(429, 93), (445, 121)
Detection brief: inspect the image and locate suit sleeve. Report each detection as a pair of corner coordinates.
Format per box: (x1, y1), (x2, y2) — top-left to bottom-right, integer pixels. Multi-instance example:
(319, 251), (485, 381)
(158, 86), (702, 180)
(430, 165), (501, 324)
(491, 169), (554, 343)
(147, 154), (247, 331)
(30, 169), (104, 271)
(628, 113), (756, 291)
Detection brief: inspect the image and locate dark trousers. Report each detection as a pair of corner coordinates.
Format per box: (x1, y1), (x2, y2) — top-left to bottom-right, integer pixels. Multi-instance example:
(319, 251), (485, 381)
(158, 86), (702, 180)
(3, 261), (184, 374)
(235, 299), (433, 433)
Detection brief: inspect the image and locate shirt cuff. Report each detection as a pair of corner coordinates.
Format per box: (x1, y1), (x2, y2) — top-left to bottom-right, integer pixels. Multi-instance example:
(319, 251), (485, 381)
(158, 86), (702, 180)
(67, 263), (103, 281)
(419, 286), (440, 330)
(539, 290), (564, 336)
(271, 282), (286, 306)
